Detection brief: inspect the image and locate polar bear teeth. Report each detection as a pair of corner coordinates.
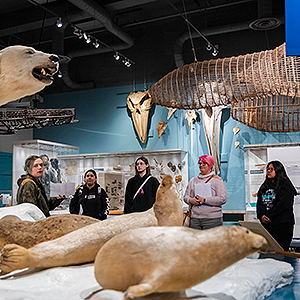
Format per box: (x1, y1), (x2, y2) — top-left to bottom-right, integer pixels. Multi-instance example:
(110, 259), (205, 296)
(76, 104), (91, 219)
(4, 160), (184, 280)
(40, 67), (56, 76)
(33, 66), (57, 82)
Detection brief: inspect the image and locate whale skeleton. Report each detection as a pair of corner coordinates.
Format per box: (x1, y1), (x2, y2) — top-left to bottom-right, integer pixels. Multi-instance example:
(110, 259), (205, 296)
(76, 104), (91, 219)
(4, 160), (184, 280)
(148, 44), (300, 170)
(149, 43), (300, 113)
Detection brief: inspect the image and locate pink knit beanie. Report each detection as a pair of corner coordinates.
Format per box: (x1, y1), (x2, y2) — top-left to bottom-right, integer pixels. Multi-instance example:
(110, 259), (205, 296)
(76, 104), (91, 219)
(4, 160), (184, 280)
(198, 154), (214, 170)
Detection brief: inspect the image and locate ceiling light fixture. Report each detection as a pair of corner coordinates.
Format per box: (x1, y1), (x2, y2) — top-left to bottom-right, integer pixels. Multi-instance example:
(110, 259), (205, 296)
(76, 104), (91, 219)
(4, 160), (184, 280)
(212, 48), (219, 57)
(166, 0), (219, 58)
(206, 44), (212, 51)
(57, 71), (63, 78)
(56, 17), (63, 28)
(72, 26), (135, 67)
(85, 35), (91, 44)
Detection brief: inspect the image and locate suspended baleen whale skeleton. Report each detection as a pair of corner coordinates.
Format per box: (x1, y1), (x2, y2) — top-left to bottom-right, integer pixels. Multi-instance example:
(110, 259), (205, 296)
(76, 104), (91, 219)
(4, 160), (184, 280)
(145, 43), (300, 173)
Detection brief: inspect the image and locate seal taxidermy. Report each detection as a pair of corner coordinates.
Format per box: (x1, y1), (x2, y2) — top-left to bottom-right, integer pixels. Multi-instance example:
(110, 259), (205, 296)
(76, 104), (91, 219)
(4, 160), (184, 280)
(94, 226), (267, 298)
(0, 45), (59, 107)
(0, 175), (183, 274)
(0, 214), (99, 249)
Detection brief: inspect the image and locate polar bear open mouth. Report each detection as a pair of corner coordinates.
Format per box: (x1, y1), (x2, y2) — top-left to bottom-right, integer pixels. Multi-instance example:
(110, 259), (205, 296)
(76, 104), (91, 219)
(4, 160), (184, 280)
(32, 66), (58, 83)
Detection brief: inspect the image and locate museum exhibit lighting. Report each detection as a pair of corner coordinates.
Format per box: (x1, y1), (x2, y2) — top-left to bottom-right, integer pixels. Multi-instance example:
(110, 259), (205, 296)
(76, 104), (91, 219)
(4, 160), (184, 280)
(28, 0), (135, 68)
(206, 44), (212, 51)
(212, 48), (219, 56)
(166, 0), (219, 57)
(93, 41), (100, 48)
(56, 17), (63, 28)
(114, 52), (120, 60)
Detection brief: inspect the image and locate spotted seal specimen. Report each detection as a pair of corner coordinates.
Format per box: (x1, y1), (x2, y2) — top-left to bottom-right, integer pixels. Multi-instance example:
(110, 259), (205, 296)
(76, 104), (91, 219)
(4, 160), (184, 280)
(0, 214), (99, 249)
(94, 226), (267, 298)
(0, 175), (182, 274)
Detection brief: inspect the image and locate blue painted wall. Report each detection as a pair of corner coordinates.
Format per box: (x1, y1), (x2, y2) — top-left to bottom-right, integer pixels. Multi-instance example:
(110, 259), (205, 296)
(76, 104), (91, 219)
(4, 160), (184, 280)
(33, 83), (300, 211)
(0, 152), (12, 206)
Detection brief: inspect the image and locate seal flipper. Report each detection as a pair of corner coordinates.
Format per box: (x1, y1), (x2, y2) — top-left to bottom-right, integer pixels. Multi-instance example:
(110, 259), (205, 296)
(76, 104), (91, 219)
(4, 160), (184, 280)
(0, 244), (33, 274)
(125, 283), (155, 299)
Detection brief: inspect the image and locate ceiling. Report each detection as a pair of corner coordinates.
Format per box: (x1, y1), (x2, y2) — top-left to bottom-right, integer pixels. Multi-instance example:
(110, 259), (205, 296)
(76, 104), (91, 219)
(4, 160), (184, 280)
(0, 0), (285, 97)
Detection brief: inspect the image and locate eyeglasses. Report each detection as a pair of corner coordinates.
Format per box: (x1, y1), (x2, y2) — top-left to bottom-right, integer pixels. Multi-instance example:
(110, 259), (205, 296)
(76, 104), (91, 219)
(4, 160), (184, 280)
(267, 167), (275, 171)
(198, 161), (208, 165)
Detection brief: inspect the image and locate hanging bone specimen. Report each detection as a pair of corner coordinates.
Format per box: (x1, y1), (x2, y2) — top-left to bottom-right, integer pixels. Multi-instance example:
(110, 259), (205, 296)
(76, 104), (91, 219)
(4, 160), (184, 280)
(167, 107), (177, 120)
(149, 44), (300, 132)
(127, 91), (152, 143)
(233, 126), (240, 135)
(201, 106), (225, 175)
(156, 121), (167, 138)
(184, 110), (197, 127)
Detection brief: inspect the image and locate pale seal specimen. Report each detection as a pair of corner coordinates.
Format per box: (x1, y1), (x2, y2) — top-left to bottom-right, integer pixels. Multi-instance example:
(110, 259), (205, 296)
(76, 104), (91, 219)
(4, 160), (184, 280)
(94, 226), (267, 298)
(0, 214), (99, 249)
(0, 175), (182, 274)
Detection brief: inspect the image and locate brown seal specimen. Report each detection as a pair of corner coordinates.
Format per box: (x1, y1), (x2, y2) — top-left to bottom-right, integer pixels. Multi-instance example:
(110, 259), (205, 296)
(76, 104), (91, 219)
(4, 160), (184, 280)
(94, 226), (267, 298)
(0, 214), (99, 249)
(0, 175), (182, 275)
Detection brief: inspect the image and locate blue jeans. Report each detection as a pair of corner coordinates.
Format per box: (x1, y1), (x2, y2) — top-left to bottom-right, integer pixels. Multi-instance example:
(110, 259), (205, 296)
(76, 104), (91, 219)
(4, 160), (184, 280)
(190, 217), (223, 230)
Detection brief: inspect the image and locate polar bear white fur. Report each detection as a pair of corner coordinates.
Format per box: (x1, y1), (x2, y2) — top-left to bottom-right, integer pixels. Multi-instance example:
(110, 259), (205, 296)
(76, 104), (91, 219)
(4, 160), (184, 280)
(0, 45), (59, 107)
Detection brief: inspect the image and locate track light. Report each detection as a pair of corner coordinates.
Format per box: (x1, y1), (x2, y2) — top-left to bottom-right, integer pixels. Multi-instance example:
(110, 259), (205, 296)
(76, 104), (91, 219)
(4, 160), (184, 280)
(212, 48), (218, 56)
(114, 52), (120, 60)
(85, 35), (91, 43)
(56, 17), (63, 28)
(93, 41), (100, 48)
(206, 44), (212, 51)
(124, 60), (131, 67)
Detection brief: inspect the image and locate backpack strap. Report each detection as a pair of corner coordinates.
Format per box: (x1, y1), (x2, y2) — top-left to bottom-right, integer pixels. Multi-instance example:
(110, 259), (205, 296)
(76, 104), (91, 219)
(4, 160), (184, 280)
(21, 178), (36, 186)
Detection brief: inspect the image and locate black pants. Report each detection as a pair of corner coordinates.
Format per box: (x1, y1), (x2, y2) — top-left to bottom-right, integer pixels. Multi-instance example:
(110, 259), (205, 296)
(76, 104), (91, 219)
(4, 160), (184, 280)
(264, 223), (294, 251)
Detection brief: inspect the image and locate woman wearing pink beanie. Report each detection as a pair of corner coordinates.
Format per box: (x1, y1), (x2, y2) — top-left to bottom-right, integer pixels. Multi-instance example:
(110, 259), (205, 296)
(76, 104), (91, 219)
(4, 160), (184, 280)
(183, 154), (227, 230)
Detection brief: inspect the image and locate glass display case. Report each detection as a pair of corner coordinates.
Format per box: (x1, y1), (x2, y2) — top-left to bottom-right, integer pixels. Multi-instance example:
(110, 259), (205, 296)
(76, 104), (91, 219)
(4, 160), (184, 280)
(58, 149), (188, 212)
(12, 139), (79, 205)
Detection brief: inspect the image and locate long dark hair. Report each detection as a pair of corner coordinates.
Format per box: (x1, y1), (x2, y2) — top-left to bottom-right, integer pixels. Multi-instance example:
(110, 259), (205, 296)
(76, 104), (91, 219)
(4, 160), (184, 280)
(259, 160), (296, 195)
(135, 156), (150, 176)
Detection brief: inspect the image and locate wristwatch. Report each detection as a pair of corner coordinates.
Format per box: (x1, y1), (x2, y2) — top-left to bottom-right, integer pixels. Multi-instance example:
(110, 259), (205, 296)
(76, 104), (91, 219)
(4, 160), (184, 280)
(203, 198), (206, 203)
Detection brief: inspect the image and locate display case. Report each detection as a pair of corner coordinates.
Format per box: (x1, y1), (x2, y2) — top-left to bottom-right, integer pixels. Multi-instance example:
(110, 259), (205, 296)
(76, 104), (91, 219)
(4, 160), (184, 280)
(58, 149), (188, 212)
(12, 139), (79, 205)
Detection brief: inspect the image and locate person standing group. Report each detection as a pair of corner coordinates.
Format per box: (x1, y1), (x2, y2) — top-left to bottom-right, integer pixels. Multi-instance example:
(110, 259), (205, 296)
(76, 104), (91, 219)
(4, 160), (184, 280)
(17, 155), (65, 217)
(184, 154), (227, 230)
(256, 160), (297, 251)
(69, 169), (110, 220)
(124, 156), (159, 214)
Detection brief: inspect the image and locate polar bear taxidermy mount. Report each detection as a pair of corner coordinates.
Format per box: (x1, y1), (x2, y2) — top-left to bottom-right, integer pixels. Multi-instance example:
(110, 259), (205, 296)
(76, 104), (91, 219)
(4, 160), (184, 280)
(0, 45), (59, 107)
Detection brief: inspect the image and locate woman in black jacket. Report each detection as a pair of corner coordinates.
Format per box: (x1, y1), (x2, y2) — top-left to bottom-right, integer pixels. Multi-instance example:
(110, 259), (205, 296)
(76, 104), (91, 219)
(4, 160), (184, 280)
(257, 160), (297, 251)
(124, 156), (159, 214)
(69, 169), (110, 220)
